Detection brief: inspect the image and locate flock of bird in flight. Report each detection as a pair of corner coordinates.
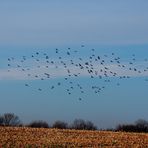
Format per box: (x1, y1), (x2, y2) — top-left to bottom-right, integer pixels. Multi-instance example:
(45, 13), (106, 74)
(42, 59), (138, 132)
(7, 45), (148, 101)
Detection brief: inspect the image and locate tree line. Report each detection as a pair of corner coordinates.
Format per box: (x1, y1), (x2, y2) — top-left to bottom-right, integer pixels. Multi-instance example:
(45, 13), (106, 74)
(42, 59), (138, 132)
(0, 113), (148, 133)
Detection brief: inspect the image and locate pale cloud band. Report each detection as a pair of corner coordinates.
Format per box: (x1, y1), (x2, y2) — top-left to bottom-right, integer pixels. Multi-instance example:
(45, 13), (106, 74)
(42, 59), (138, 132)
(1, 62), (148, 81)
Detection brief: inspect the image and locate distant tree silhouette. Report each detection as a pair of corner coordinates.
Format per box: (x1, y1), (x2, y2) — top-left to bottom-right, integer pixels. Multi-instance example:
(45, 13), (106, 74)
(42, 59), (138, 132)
(0, 113), (22, 127)
(1, 112), (147, 133)
(0, 115), (3, 126)
(71, 119), (86, 130)
(52, 120), (68, 129)
(116, 124), (137, 132)
(71, 119), (97, 130)
(116, 119), (148, 133)
(28, 120), (49, 128)
(84, 121), (97, 130)
(135, 119), (148, 132)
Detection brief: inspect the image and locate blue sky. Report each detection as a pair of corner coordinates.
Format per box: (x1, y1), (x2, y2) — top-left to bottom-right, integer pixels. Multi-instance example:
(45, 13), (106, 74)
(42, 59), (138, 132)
(0, 0), (148, 46)
(0, 0), (148, 128)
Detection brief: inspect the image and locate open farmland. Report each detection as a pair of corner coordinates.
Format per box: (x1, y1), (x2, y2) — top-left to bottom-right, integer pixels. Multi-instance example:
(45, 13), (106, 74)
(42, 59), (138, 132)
(0, 127), (148, 147)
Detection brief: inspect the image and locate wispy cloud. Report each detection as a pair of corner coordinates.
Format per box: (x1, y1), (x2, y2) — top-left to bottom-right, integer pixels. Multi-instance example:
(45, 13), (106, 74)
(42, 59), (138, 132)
(1, 60), (148, 81)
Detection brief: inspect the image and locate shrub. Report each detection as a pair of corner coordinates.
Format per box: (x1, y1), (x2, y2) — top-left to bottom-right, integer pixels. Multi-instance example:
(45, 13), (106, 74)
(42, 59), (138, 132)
(116, 124), (137, 132)
(28, 120), (49, 128)
(0, 116), (4, 126)
(52, 120), (68, 129)
(116, 119), (148, 133)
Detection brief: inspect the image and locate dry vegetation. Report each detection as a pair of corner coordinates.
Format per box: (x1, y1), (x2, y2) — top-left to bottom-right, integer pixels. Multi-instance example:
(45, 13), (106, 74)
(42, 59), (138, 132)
(0, 127), (148, 147)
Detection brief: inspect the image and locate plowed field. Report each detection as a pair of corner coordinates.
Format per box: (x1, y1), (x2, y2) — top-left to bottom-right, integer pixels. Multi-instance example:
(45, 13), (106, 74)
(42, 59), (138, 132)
(0, 127), (148, 147)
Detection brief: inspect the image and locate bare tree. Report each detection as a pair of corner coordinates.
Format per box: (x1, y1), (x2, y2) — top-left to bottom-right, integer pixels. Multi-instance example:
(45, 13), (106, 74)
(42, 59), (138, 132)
(71, 119), (86, 130)
(0, 113), (22, 126)
(71, 119), (97, 130)
(135, 119), (148, 132)
(85, 121), (97, 130)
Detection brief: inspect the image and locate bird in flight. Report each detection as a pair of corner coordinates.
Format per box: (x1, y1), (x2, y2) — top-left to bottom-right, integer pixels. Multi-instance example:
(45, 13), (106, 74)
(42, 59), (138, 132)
(6, 45), (148, 101)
